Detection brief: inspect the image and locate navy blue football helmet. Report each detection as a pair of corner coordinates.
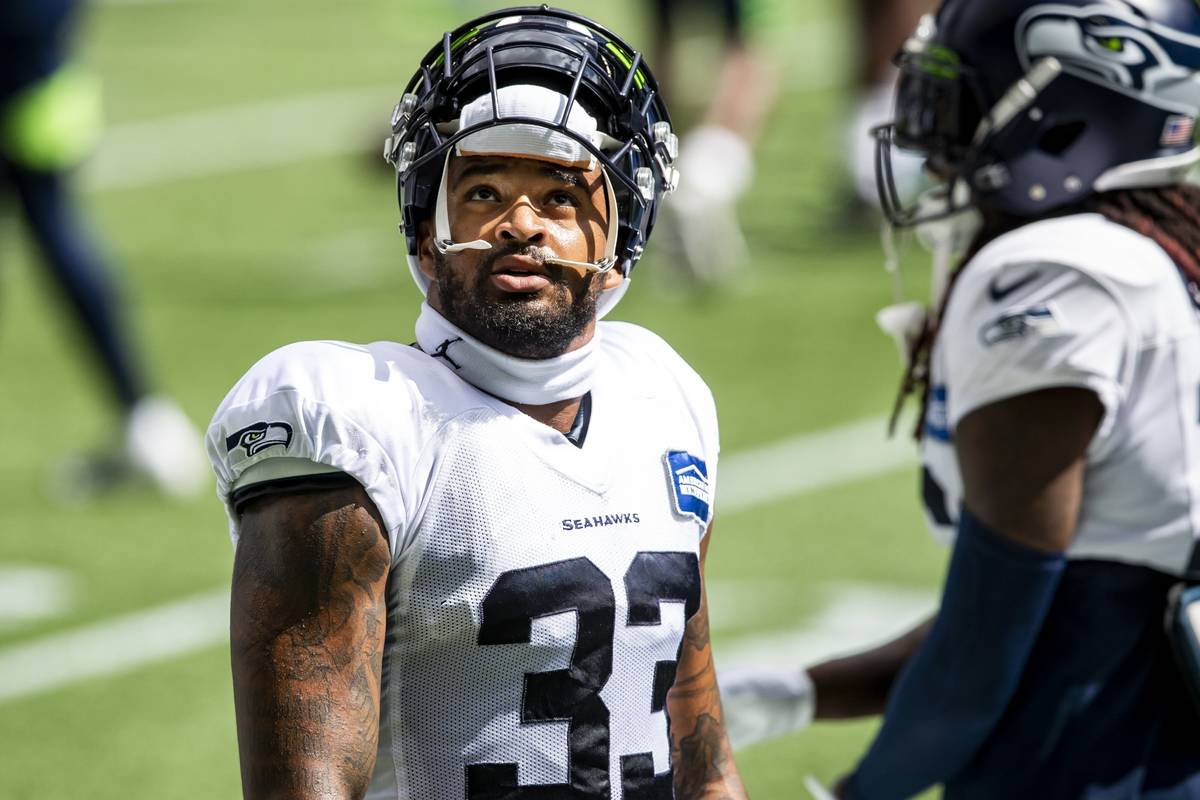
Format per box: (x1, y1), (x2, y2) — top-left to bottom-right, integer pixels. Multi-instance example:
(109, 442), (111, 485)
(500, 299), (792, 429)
(384, 6), (676, 295)
(876, 0), (1200, 225)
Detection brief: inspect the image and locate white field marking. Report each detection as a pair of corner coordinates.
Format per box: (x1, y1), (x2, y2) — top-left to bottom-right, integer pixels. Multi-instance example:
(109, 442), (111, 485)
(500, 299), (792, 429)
(83, 87), (396, 192)
(0, 589), (228, 704)
(80, 18), (842, 192)
(0, 414), (916, 704)
(0, 566), (76, 631)
(715, 582), (937, 750)
(716, 582), (935, 669)
(805, 775), (839, 800)
(705, 578), (799, 634)
(717, 415), (917, 515)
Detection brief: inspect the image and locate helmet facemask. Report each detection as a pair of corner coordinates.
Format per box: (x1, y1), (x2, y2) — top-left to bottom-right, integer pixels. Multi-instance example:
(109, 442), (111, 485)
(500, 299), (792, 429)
(872, 15), (1063, 228)
(385, 8), (679, 318)
(876, 3), (1200, 228)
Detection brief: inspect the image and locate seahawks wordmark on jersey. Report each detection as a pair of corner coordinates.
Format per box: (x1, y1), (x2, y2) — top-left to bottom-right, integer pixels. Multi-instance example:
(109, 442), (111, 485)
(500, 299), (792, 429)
(922, 214), (1200, 576)
(206, 322), (719, 800)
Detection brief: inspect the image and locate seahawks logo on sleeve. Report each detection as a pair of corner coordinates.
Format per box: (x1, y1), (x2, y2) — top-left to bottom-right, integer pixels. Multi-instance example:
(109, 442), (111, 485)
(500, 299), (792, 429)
(225, 421), (294, 457)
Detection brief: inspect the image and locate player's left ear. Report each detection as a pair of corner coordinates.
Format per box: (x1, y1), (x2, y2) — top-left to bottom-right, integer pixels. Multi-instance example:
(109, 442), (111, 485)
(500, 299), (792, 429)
(416, 220), (437, 281)
(599, 267), (624, 292)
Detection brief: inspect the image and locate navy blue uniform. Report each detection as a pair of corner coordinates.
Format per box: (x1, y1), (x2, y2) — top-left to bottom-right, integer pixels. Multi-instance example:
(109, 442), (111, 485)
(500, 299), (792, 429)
(0, 0), (75, 100)
(1, 0), (147, 411)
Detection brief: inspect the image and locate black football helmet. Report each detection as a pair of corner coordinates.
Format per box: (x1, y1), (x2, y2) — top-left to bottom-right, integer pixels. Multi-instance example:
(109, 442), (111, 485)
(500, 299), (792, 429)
(384, 6), (677, 308)
(876, 0), (1200, 226)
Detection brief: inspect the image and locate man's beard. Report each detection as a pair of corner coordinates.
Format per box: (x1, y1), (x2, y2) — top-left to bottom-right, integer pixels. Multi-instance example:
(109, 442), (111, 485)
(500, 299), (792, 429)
(432, 245), (602, 359)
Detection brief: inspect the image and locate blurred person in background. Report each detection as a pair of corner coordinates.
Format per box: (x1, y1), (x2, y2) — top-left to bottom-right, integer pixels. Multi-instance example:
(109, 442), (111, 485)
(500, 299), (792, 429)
(844, 0), (932, 213)
(648, 0), (932, 285)
(648, 0), (777, 286)
(724, 1), (1200, 797)
(0, 0), (205, 500)
(207, 8), (746, 798)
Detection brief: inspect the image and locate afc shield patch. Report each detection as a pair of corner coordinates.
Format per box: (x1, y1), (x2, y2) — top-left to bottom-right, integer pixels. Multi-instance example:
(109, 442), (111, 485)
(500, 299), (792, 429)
(664, 450), (711, 525)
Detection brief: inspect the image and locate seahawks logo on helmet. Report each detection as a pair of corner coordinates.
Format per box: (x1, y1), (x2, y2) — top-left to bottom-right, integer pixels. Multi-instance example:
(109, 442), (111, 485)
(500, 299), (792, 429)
(226, 421), (294, 457)
(1018, 5), (1200, 113)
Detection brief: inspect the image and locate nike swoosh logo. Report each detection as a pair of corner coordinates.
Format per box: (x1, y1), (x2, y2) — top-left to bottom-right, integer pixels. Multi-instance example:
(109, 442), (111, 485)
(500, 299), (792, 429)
(988, 269), (1042, 302)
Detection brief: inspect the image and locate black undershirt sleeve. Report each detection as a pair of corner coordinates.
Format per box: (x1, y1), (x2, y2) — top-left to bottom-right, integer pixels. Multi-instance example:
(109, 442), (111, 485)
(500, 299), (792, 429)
(230, 471), (362, 516)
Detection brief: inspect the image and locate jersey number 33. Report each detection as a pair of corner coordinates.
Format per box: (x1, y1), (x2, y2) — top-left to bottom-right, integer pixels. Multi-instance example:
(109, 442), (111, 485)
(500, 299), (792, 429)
(468, 551), (700, 800)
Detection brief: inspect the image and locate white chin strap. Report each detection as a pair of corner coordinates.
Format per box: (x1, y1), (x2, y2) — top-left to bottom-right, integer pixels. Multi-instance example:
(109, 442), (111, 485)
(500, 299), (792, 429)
(432, 150), (621, 274)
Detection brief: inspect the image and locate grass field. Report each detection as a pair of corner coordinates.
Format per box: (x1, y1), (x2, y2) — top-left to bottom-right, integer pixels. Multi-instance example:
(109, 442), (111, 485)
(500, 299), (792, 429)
(0, 1), (947, 796)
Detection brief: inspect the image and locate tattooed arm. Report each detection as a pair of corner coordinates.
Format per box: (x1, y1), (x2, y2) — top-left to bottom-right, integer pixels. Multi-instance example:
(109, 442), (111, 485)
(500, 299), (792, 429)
(230, 484), (391, 800)
(668, 523), (749, 800)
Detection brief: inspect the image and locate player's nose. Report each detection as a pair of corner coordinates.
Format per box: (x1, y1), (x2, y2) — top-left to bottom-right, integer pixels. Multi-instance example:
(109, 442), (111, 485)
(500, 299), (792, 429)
(496, 199), (547, 246)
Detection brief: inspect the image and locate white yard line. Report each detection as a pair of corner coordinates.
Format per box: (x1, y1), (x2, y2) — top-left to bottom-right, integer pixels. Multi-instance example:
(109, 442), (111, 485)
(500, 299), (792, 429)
(716, 582), (934, 668)
(718, 415), (916, 515)
(0, 566), (75, 631)
(0, 415), (916, 705)
(715, 582), (936, 749)
(79, 17), (842, 192)
(83, 87), (396, 192)
(0, 590), (228, 704)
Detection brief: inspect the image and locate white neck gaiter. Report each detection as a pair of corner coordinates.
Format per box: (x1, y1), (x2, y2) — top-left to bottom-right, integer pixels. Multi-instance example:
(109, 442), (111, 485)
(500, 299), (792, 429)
(414, 302), (599, 406)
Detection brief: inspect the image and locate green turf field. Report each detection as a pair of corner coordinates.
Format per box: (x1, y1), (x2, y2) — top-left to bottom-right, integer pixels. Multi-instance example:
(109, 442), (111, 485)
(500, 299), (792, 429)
(0, 1), (946, 796)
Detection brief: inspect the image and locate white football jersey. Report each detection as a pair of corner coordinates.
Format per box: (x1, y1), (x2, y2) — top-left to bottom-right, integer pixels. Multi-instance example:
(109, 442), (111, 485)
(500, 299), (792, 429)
(922, 214), (1200, 576)
(206, 321), (719, 800)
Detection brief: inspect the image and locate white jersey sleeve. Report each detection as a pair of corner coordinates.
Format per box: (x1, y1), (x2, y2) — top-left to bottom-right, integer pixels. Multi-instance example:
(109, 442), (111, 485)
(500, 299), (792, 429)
(600, 321), (720, 531)
(940, 247), (1133, 442)
(206, 341), (419, 557)
(922, 214), (1200, 575)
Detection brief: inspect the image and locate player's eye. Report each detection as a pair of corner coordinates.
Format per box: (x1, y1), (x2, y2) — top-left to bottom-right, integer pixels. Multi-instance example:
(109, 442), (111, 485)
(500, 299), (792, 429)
(467, 185), (499, 202)
(547, 190), (578, 207)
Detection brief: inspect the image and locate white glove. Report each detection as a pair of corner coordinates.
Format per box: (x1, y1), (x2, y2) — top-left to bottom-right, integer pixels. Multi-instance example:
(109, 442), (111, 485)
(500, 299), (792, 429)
(719, 665), (816, 749)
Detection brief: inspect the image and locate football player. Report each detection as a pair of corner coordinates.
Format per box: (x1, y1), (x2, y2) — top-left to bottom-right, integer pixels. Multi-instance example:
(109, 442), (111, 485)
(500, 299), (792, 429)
(845, 0), (932, 211)
(1, 0), (205, 499)
(206, 8), (746, 799)
(729, 1), (1200, 797)
(646, 0), (775, 284)
(650, 0), (933, 273)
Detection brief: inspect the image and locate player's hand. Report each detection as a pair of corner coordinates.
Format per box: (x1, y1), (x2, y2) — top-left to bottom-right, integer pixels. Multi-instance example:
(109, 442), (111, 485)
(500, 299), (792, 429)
(719, 665), (815, 748)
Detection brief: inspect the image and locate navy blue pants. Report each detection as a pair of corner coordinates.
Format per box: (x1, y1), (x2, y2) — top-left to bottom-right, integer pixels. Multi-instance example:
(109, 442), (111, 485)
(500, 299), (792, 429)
(1, 157), (146, 411)
(947, 560), (1200, 799)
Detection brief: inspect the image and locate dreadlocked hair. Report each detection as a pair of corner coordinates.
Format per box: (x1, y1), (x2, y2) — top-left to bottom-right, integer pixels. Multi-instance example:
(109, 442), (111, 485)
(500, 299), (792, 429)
(892, 183), (1200, 441)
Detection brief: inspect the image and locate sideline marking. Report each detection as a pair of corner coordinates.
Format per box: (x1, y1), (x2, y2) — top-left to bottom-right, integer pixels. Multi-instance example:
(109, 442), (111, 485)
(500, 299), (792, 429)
(0, 415), (918, 705)
(81, 20), (842, 192)
(719, 415), (916, 514)
(715, 582), (937, 749)
(84, 87), (395, 192)
(0, 566), (75, 630)
(0, 590), (228, 704)
(716, 582), (934, 667)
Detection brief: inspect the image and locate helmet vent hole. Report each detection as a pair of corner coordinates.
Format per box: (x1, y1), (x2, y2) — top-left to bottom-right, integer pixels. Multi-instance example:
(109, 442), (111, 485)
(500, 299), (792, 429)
(1038, 121), (1086, 156)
